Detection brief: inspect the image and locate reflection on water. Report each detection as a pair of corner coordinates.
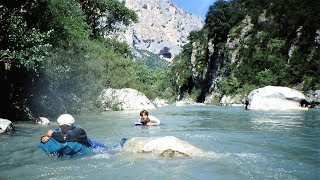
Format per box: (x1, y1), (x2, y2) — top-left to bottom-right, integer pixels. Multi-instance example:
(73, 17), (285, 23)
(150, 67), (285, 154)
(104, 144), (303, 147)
(250, 110), (320, 133)
(0, 105), (319, 179)
(251, 112), (304, 131)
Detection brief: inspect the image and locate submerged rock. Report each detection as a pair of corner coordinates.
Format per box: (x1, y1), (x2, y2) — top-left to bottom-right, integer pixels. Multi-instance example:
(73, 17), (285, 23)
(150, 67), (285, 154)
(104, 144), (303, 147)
(123, 136), (204, 157)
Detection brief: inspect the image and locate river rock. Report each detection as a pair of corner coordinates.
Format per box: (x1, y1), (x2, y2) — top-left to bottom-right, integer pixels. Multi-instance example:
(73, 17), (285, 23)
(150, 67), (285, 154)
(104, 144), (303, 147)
(204, 93), (220, 104)
(36, 117), (51, 125)
(247, 86), (307, 110)
(315, 90), (320, 100)
(306, 90), (320, 102)
(304, 90), (320, 108)
(151, 98), (168, 108)
(0, 118), (14, 134)
(220, 94), (245, 106)
(98, 88), (156, 110)
(123, 136), (204, 157)
(314, 90), (320, 107)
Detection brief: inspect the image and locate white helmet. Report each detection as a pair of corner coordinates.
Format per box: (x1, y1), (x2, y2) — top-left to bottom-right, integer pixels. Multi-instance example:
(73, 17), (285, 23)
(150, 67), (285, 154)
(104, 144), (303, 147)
(57, 114), (75, 126)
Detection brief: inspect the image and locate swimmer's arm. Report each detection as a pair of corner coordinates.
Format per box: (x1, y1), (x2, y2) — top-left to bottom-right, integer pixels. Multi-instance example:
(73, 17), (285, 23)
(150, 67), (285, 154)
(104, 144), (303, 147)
(148, 116), (161, 125)
(147, 122), (158, 126)
(41, 129), (54, 143)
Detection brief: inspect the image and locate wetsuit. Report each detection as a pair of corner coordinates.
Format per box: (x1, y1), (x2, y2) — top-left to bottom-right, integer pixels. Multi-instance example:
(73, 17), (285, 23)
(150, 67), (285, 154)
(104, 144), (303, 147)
(51, 125), (93, 147)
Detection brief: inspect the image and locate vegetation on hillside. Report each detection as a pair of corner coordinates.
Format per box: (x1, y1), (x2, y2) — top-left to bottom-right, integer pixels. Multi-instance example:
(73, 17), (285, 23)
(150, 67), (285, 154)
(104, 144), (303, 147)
(169, 0), (320, 102)
(0, 0), (171, 120)
(1, 0), (318, 120)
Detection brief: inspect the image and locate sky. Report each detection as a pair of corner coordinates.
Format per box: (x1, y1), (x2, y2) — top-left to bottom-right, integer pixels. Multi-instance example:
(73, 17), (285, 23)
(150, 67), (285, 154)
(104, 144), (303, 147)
(173, 0), (216, 20)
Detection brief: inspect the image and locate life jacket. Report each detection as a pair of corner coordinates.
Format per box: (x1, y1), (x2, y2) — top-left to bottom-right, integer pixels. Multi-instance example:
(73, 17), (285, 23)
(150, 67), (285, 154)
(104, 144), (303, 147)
(51, 125), (93, 147)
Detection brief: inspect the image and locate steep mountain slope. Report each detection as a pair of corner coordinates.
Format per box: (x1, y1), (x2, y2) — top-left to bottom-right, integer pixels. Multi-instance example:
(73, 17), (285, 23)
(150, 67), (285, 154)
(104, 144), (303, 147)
(169, 0), (320, 102)
(112, 0), (203, 61)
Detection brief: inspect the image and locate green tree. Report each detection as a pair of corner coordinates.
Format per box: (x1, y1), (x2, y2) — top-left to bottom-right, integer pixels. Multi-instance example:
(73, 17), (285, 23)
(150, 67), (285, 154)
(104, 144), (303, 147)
(0, 2), (52, 120)
(0, 4), (51, 72)
(218, 76), (240, 95)
(168, 43), (193, 88)
(77, 0), (138, 38)
(205, 0), (244, 42)
(255, 69), (278, 86)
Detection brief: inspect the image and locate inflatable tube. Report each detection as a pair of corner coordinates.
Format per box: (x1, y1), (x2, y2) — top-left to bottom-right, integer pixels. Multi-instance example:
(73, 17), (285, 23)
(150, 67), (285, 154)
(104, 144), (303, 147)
(133, 121), (143, 126)
(38, 138), (128, 157)
(133, 121), (164, 126)
(38, 138), (93, 156)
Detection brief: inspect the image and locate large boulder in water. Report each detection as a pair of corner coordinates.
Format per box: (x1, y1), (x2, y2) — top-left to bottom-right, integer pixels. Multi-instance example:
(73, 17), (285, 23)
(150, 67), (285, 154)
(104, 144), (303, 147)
(98, 88), (156, 110)
(0, 118), (14, 134)
(247, 86), (307, 110)
(123, 136), (204, 157)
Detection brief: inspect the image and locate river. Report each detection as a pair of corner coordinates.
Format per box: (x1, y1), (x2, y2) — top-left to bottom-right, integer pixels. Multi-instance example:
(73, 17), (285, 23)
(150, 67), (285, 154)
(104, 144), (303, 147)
(0, 105), (319, 179)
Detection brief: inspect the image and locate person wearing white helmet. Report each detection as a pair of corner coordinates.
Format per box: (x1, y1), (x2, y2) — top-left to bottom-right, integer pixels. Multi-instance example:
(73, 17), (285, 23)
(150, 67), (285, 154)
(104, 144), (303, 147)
(41, 114), (93, 147)
(39, 114), (130, 156)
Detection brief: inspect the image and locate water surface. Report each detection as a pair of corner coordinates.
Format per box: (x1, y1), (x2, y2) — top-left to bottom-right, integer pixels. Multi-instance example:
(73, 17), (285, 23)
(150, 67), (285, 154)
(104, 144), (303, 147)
(0, 105), (319, 179)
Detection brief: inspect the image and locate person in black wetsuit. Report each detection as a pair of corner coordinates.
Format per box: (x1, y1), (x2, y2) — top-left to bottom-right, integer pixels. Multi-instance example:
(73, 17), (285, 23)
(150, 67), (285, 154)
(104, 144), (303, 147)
(40, 114), (93, 147)
(245, 100), (249, 110)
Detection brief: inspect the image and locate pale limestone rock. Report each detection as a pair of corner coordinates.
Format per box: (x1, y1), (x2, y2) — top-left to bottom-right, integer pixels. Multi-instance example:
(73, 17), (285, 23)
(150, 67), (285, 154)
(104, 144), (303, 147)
(175, 97), (204, 106)
(123, 136), (204, 157)
(226, 15), (254, 64)
(258, 9), (267, 22)
(315, 90), (320, 102)
(248, 86), (307, 111)
(204, 93), (220, 104)
(98, 88), (156, 110)
(306, 90), (320, 108)
(151, 98), (168, 108)
(37, 117), (51, 125)
(0, 118), (13, 134)
(220, 94), (245, 106)
(288, 26), (303, 61)
(109, 0), (203, 60)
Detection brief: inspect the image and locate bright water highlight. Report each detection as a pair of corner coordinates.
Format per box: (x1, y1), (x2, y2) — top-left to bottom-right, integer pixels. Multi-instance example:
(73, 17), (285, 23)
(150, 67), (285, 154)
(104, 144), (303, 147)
(0, 105), (319, 179)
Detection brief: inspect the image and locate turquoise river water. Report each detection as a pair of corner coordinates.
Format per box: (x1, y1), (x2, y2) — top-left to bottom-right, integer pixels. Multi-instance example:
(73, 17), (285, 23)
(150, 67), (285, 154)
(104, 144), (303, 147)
(0, 105), (319, 179)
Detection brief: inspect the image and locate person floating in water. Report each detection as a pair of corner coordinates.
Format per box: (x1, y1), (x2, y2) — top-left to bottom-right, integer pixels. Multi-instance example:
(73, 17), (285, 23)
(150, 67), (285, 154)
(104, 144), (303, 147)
(137, 109), (161, 126)
(40, 114), (103, 147)
(39, 114), (127, 156)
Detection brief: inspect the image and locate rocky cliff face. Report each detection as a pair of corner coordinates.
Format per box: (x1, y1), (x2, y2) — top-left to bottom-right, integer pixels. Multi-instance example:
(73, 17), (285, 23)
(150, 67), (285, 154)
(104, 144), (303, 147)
(190, 10), (319, 103)
(112, 0), (203, 61)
